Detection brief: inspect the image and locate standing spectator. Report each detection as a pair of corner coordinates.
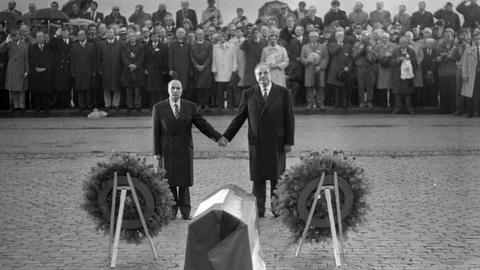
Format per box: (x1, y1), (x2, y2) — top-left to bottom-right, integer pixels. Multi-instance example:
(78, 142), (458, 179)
(391, 37), (417, 114)
(453, 30), (470, 115)
(129, 4), (152, 27)
(368, 1), (392, 29)
(50, 1), (59, 10)
(191, 29), (212, 109)
(261, 33), (289, 87)
(411, 1), (434, 29)
(348, 2), (369, 29)
(349, 23), (363, 44)
(0, 30), (28, 112)
(436, 29), (457, 113)
(97, 28), (122, 111)
(121, 31), (146, 112)
(86, 1), (104, 24)
(24, 3), (37, 24)
(393, 5), (411, 31)
(456, 0), (480, 29)
(293, 1), (308, 21)
(49, 26), (73, 109)
(300, 30), (328, 110)
(434, 2), (461, 32)
(241, 28), (268, 88)
(277, 5), (292, 29)
(353, 30), (378, 108)
(327, 31), (353, 108)
(230, 8), (247, 27)
(301, 6), (323, 32)
(201, 0), (223, 26)
(461, 32), (480, 116)
(406, 31), (425, 106)
(152, 4), (171, 27)
(0, 23), (7, 111)
(230, 27), (246, 107)
(169, 28), (191, 98)
(212, 31), (237, 108)
(374, 33), (396, 107)
(280, 15), (297, 44)
(176, 1), (198, 28)
(68, 3), (85, 19)
(28, 31), (53, 113)
(71, 30), (96, 111)
(144, 31), (169, 108)
(5, 0), (21, 16)
(287, 25), (308, 103)
(324, 0), (348, 27)
(104, 6), (127, 26)
(164, 14), (176, 34)
(421, 38), (439, 107)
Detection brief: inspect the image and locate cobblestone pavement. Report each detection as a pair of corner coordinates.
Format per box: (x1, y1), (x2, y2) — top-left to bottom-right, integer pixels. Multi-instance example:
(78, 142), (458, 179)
(1, 115), (480, 269)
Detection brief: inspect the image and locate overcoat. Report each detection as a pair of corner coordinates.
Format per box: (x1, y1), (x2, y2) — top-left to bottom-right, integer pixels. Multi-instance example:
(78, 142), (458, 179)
(261, 45), (289, 87)
(240, 38), (268, 87)
(327, 42), (353, 87)
(28, 43), (54, 92)
(374, 41), (397, 89)
(144, 41), (169, 92)
(0, 40), (28, 92)
(190, 40), (212, 89)
(71, 41), (96, 91)
(391, 46), (417, 94)
(223, 84), (295, 182)
(461, 45), (480, 98)
(168, 41), (191, 90)
(97, 39), (122, 92)
(121, 42), (146, 88)
(49, 37), (72, 91)
(153, 99), (221, 187)
(301, 43), (329, 88)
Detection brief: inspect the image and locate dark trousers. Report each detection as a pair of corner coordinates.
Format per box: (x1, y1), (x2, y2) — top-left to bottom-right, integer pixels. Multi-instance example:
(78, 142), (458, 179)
(215, 82), (229, 108)
(252, 179), (278, 217)
(195, 88), (210, 108)
(32, 91), (50, 111)
(93, 75), (104, 108)
(394, 94), (413, 110)
(170, 186), (191, 217)
(420, 83), (438, 107)
(148, 91), (162, 108)
(77, 89), (92, 109)
(334, 86), (348, 107)
(53, 90), (71, 109)
(438, 75), (456, 112)
(126, 87), (142, 109)
(374, 89), (389, 108)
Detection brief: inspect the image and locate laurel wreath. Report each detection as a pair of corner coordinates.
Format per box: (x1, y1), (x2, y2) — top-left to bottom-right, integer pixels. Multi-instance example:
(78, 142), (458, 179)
(82, 153), (174, 244)
(273, 149), (369, 243)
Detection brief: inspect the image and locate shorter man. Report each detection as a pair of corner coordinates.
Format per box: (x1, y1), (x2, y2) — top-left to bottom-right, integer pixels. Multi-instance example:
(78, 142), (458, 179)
(153, 80), (228, 219)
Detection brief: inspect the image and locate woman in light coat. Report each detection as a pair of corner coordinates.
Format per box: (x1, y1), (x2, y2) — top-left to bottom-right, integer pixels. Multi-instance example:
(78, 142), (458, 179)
(0, 31), (28, 112)
(374, 32), (397, 107)
(261, 33), (289, 87)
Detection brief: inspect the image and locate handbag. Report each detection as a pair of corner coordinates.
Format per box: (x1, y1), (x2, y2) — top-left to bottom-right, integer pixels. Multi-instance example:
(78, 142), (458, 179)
(400, 59), (414, 80)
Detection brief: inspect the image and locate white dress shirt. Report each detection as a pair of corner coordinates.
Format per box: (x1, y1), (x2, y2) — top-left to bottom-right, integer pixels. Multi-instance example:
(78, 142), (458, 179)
(169, 98), (181, 115)
(260, 82), (272, 98)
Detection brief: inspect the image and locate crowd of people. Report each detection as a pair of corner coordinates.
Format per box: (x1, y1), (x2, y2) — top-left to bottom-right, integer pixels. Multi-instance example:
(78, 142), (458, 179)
(1, 0), (480, 116)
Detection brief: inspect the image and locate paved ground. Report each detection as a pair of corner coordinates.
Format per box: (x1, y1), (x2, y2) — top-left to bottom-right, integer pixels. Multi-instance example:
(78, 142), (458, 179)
(1, 115), (480, 270)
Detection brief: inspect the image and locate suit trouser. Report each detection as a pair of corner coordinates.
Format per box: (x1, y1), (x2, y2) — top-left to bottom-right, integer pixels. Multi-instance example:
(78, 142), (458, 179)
(53, 90), (70, 108)
(126, 87), (142, 109)
(77, 89), (92, 109)
(104, 89), (121, 108)
(438, 75), (456, 112)
(215, 82), (229, 108)
(394, 94), (413, 110)
(252, 179), (278, 216)
(9, 91), (25, 109)
(306, 87), (325, 107)
(334, 86), (348, 107)
(32, 91), (50, 111)
(456, 68), (467, 112)
(170, 186), (191, 217)
(148, 91), (162, 107)
(356, 66), (375, 104)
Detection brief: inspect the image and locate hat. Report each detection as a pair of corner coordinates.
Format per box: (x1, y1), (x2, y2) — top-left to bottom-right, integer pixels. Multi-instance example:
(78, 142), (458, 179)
(117, 27), (127, 35)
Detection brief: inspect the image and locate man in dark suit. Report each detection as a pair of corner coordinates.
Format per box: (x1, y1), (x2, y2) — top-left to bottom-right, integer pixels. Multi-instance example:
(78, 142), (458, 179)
(153, 80), (227, 220)
(85, 1), (104, 24)
(169, 28), (191, 99)
(71, 29), (96, 111)
(28, 31), (54, 113)
(97, 28), (122, 111)
(104, 6), (127, 26)
(121, 31), (146, 112)
(49, 26), (73, 109)
(421, 38), (438, 107)
(411, 1), (434, 29)
(176, 1), (197, 28)
(301, 6), (324, 31)
(286, 25), (308, 104)
(145, 30), (169, 107)
(223, 63), (295, 217)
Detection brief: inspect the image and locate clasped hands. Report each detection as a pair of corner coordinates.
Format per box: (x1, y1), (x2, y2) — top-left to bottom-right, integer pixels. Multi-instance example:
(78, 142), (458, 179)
(217, 136), (228, 147)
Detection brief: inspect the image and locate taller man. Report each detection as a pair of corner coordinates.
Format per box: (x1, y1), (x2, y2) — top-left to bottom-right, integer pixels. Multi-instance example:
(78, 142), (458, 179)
(153, 80), (228, 220)
(223, 63), (295, 217)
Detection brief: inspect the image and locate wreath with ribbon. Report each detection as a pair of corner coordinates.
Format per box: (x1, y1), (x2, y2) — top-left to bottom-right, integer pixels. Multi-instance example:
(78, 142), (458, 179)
(273, 149), (369, 243)
(82, 153), (174, 243)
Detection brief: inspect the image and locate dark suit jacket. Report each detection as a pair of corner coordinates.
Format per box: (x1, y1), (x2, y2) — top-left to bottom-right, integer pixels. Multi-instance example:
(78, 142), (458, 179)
(223, 83), (295, 181)
(287, 36), (309, 62)
(71, 41), (96, 90)
(279, 26), (296, 44)
(301, 16), (324, 30)
(153, 99), (221, 187)
(85, 11), (104, 23)
(28, 43), (54, 92)
(410, 11), (434, 29)
(145, 41), (169, 92)
(176, 9), (197, 28)
(48, 37), (73, 91)
(422, 47), (438, 84)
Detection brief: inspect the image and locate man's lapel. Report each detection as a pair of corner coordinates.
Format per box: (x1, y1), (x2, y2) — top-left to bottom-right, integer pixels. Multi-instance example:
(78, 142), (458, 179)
(261, 84), (280, 116)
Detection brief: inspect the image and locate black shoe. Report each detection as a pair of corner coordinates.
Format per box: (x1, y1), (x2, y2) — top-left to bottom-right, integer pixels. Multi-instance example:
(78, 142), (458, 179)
(258, 213), (265, 218)
(136, 108), (141, 113)
(127, 108), (132, 113)
(182, 215), (191, 220)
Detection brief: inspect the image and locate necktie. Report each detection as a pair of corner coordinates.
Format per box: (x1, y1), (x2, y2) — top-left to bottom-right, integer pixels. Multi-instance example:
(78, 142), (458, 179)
(263, 88), (268, 101)
(174, 103), (180, 118)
